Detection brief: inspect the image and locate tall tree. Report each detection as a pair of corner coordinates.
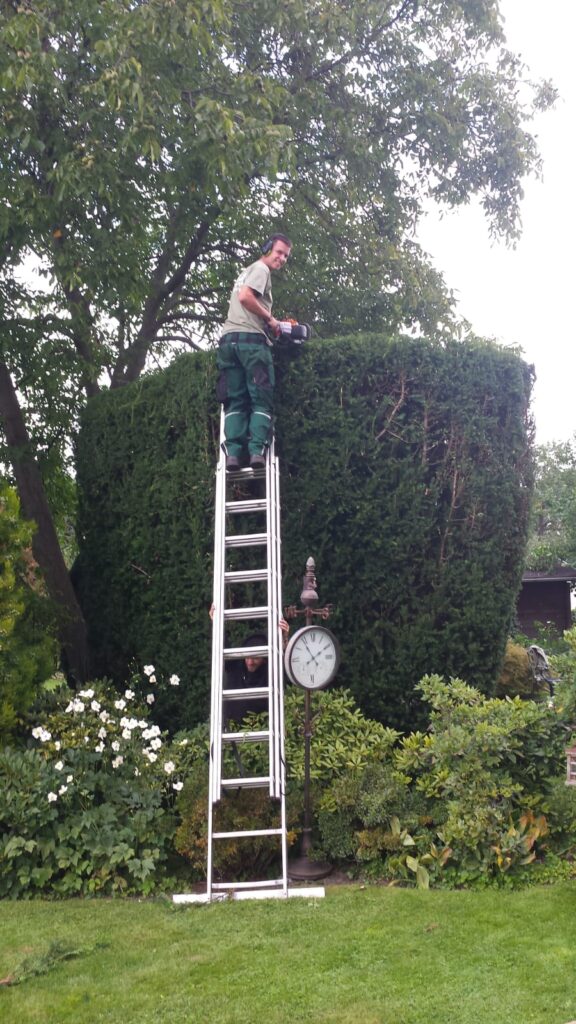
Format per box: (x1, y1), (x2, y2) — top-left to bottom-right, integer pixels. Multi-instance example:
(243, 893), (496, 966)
(526, 437), (576, 571)
(0, 0), (555, 676)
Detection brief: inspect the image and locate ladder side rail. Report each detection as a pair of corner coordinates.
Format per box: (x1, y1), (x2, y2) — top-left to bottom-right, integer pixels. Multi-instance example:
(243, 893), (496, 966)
(272, 440), (285, 800)
(271, 442), (289, 895)
(265, 446), (276, 797)
(268, 441), (281, 797)
(208, 411), (227, 904)
(266, 439), (281, 798)
(210, 446), (227, 803)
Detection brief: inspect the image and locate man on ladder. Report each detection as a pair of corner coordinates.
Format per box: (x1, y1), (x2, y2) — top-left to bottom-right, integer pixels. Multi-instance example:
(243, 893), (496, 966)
(216, 234), (292, 470)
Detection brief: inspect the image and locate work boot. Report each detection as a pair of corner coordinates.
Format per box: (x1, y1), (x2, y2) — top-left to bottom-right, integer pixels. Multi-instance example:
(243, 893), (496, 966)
(226, 455), (240, 470)
(250, 454), (266, 468)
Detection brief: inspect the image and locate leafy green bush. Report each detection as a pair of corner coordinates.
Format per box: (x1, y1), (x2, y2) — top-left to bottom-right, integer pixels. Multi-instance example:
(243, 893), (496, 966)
(550, 626), (576, 722)
(174, 689), (397, 879)
(317, 762), (434, 867)
(394, 675), (566, 884)
(306, 675), (576, 888)
(0, 482), (56, 741)
(241, 688), (399, 781)
(0, 679), (187, 897)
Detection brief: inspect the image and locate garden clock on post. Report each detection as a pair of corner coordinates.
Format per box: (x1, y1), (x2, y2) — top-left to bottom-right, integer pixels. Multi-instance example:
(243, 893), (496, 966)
(284, 625), (340, 691)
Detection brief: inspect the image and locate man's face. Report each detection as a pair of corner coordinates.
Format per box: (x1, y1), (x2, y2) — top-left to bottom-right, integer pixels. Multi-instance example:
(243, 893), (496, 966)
(263, 240), (291, 271)
(244, 655), (266, 673)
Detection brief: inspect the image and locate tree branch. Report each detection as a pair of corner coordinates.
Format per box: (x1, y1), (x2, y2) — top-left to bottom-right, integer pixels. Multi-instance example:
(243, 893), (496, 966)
(112, 210), (220, 386)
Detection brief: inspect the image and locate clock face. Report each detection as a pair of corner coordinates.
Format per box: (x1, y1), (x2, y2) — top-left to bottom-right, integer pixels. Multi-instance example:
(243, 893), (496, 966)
(284, 626), (340, 691)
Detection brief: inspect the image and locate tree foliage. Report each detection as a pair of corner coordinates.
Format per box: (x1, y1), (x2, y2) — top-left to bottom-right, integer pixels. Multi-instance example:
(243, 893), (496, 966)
(0, 482), (56, 740)
(525, 437), (576, 571)
(0, 0), (555, 675)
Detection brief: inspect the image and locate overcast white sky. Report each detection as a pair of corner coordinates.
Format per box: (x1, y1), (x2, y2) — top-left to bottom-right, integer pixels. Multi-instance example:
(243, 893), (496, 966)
(417, 0), (575, 445)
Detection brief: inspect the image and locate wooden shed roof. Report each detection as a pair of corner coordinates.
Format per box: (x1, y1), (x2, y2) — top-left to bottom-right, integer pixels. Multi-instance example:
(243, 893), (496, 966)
(522, 567), (576, 583)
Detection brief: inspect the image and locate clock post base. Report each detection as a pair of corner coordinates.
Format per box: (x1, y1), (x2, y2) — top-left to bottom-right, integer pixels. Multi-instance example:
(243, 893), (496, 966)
(288, 854), (333, 881)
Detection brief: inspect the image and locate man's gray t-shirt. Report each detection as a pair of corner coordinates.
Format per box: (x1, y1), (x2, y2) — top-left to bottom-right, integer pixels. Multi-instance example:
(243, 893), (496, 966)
(221, 259), (272, 336)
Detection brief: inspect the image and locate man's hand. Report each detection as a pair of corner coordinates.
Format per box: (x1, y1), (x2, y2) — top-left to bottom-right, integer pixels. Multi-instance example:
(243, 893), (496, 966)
(279, 617), (289, 649)
(267, 316), (281, 338)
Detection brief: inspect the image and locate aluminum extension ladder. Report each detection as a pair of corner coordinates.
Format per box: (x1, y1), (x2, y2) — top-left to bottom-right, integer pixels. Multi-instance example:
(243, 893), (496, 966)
(172, 415), (325, 905)
(207, 415), (288, 900)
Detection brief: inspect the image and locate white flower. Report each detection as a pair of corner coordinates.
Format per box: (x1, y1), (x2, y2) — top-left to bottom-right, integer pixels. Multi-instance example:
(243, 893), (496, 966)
(163, 761), (175, 774)
(99, 710), (110, 723)
(84, 735), (89, 744)
(98, 727), (107, 740)
(122, 729), (131, 740)
(47, 792), (57, 802)
(134, 768), (141, 777)
(112, 755), (124, 769)
(58, 785), (68, 796)
(143, 664), (155, 677)
(65, 699), (85, 714)
(124, 689), (135, 700)
(114, 699), (126, 710)
(95, 742), (105, 753)
(169, 674), (180, 686)
(33, 727), (52, 742)
(137, 720), (147, 729)
(150, 737), (162, 750)
(79, 688), (95, 699)
(178, 738), (189, 746)
(172, 781), (184, 792)
(90, 700), (101, 712)
(145, 750), (158, 763)
(148, 674), (156, 684)
(111, 740), (120, 752)
(55, 761), (64, 771)
(146, 693), (155, 704)
(66, 775), (73, 783)
(142, 725), (161, 740)
(54, 741), (61, 750)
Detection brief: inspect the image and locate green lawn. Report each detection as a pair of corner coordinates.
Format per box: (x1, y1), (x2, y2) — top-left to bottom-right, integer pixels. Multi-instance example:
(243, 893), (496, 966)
(1, 884), (576, 1023)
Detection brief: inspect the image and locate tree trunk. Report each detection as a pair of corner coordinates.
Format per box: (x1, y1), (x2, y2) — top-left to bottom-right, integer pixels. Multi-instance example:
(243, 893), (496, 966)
(0, 360), (89, 684)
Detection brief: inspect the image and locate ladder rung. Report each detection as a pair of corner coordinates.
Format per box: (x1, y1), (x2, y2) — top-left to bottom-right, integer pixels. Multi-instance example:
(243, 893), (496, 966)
(223, 606), (268, 621)
(213, 828), (283, 839)
(225, 499), (268, 514)
(223, 646), (268, 660)
(224, 569), (268, 583)
(225, 532), (267, 548)
(226, 466), (266, 480)
(221, 776), (270, 788)
(222, 686), (269, 700)
(222, 730), (270, 742)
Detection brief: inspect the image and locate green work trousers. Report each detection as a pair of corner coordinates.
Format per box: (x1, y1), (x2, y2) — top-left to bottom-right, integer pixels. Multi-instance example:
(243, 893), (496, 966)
(216, 335), (275, 459)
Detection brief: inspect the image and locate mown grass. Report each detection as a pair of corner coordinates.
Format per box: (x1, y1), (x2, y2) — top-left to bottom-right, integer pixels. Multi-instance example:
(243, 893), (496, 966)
(1, 884), (576, 1023)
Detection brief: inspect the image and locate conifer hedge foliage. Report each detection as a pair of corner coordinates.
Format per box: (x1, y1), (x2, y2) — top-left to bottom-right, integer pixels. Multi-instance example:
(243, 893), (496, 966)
(76, 335), (533, 732)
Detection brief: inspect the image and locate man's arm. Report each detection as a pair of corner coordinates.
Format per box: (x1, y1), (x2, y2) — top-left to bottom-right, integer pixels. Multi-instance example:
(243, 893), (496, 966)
(238, 286), (280, 337)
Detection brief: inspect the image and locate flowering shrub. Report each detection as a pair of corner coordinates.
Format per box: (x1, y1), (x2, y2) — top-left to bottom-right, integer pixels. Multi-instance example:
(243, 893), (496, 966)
(0, 673), (189, 897)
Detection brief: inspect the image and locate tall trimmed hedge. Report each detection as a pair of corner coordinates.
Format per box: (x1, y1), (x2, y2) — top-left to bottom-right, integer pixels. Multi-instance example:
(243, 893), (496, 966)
(76, 334), (533, 731)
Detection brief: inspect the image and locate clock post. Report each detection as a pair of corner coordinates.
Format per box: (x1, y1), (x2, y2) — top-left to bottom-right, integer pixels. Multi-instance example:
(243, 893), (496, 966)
(284, 557), (337, 881)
